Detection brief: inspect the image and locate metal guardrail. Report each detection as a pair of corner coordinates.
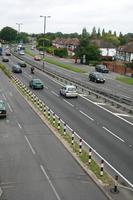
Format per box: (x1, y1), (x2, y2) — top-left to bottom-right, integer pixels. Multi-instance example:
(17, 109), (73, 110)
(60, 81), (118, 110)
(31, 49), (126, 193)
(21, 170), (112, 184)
(12, 51), (133, 114)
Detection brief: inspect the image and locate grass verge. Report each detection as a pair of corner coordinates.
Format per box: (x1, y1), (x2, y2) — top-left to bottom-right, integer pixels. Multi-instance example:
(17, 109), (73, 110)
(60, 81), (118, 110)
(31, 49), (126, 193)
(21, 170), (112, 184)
(116, 76), (133, 85)
(0, 63), (11, 78)
(25, 48), (86, 73)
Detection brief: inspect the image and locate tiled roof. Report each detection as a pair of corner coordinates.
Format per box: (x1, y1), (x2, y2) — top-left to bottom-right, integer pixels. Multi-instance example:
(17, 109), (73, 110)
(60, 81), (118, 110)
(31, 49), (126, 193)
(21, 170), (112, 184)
(90, 39), (116, 48)
(53, 38), (80, 46)
(117, 42), (133, 53)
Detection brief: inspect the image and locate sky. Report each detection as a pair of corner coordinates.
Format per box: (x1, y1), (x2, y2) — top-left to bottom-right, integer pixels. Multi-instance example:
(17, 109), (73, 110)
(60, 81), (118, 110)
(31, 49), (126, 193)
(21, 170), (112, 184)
(0, 0), (133, 35)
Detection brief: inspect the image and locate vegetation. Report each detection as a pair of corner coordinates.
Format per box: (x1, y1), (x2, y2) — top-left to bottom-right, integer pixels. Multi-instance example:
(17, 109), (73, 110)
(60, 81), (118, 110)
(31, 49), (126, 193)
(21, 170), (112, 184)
(116, 76), (133, 85)
(0, 26), (29, 43)
(25, 48), (85, 73)
(74, 28), (101, 64)
(0, 62), (11, 78)
(54, 48), (68, 58)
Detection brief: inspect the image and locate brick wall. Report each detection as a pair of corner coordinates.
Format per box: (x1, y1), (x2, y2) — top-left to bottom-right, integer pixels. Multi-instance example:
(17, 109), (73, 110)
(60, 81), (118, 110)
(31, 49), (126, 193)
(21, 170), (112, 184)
(103, 61), (133, 75)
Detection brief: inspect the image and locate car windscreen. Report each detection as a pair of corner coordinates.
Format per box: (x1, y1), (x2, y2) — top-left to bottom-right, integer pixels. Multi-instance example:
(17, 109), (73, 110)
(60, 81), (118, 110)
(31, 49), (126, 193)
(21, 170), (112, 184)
(0, 102), (5, 109)
(68, 87), (76, 92)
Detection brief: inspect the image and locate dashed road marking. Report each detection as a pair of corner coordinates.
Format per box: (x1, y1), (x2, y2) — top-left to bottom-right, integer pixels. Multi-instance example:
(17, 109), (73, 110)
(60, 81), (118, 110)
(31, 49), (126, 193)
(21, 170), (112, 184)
(79, 110), (94, 121)
(103, 126), (125, 142)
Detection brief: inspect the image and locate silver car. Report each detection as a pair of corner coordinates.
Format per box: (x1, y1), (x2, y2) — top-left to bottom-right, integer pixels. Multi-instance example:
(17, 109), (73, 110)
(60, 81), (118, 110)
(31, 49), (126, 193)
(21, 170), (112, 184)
(60, 85), (78, 98)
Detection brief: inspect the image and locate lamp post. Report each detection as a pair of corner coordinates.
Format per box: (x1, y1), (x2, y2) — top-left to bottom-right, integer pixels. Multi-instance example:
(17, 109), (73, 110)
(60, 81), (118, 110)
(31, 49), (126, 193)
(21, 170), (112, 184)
(16, 23), (23, 46)
(40, 15), (51, 71)
(16, 23), (23, 33)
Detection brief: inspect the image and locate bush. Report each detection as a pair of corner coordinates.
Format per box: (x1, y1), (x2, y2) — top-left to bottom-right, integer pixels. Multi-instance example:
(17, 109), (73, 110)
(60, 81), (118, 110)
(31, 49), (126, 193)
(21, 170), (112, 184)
(54, 48), (68, 58)
(46, 47), (55, 54)
(87, 60), (100, 66)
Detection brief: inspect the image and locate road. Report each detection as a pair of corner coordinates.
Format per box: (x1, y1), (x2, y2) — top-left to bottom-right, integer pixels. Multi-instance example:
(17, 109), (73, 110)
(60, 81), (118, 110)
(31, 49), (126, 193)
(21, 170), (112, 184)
(26, 47), (133, 103)
(0, 69), (108, 199)
(2, 52), (133, 188)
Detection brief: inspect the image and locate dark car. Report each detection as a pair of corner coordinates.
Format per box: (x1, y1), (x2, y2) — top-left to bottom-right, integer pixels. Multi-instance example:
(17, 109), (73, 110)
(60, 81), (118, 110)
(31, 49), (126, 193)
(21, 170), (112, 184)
(18, 61), (27, 67)
(29, 79), (44, 89)
(2, 56), (9, 62)
(0, 100), (7, 118)
(12, 65), (22, 73)
(89, 72), (105, 83)
(95, 64), (109, 73)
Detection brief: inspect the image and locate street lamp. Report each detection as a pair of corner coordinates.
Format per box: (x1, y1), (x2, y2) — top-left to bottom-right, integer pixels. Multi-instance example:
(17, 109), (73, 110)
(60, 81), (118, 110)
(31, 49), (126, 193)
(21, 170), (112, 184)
(40, 15), (51, 71)
(16, 23), (23, 33)
(16, 23), (23, 45)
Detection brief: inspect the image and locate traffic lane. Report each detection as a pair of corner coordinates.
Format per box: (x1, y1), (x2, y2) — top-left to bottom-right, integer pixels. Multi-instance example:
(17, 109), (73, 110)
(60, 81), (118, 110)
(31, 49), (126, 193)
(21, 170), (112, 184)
(67, 95), (133, 145)
(28, 121), (108, 200)
(31, 87), (133, 185)
(0, 123), (56, 200)
(16, 65), (133, 147)
(0, 65), (108, 200)
(0, 110), (57, 197)
(0, 73), (65, 200)
(11, 52), (133, 101)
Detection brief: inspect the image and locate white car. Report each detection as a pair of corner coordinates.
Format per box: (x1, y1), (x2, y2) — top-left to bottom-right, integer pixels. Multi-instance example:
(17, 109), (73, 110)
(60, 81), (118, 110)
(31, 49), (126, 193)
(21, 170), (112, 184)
(19, 51), (25, 55)
(60, 85), (78, 98)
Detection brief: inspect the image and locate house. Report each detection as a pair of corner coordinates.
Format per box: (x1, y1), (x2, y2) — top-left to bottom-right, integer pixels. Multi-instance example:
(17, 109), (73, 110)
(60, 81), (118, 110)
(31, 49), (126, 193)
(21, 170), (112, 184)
(90, 39), (116, 58)
(116, 41), (133, 62)
(52, 38), (80, 56)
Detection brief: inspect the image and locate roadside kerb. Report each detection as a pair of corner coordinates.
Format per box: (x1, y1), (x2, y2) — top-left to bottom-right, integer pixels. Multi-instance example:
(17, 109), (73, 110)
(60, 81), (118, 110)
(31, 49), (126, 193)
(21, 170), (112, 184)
(11, 75), (133, 190)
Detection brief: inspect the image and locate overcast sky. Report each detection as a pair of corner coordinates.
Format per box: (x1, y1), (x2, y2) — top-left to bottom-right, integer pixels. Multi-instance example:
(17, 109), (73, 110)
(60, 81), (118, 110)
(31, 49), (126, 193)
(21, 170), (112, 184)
(0, 0), (133, 35)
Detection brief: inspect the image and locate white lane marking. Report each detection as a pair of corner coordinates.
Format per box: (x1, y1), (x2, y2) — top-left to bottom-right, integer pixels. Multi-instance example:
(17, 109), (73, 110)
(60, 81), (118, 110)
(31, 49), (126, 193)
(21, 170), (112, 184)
(79, 110), (94, 121)
(63, 99), (74, 107)
(51, 91), (59, 97)
(7, 103), (13, 112)
(103, 126), (125, 142)
(114, 113), (130, 117)
(9, 92), (13, 96)
(80, 95), (133, 126)
(17, 122), (22, 129)
(40, 165), (61, 200)
(94, 102), (106, 105)
(44, 86), (48, 89)
(24, 136), (36, 155)
(2, 94), (6, 100)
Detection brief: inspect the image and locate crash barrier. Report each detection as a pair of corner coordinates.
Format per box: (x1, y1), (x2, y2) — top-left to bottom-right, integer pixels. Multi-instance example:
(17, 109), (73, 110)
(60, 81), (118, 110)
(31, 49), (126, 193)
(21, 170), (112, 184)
(12, 74), (133, 189)
(12, 52), (133, 114)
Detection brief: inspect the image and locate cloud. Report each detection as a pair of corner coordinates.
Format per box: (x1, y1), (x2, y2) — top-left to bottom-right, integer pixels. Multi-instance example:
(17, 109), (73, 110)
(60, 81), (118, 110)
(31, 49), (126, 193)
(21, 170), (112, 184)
(0, 0), (133, 34)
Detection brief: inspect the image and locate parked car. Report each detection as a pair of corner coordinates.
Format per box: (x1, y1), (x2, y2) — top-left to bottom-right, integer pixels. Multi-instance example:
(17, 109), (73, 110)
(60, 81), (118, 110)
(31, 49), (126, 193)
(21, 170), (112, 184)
(89, 72), (105, 83)
(0, 100), (7, 118)
(29, 79), (44, 89)
(18, 61), (27, 67)
(2, 56), (9, 62)
(34, 55), (41, 61)
(60, 85), (78, 98)
(95, 64), (109, 73)
(12, 65), (22, 73)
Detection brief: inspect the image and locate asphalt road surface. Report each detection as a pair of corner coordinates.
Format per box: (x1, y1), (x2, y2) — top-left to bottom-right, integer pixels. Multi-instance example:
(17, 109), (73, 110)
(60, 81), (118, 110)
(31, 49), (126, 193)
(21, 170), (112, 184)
(4, 52), (133, 188)
(0, 70), (109, 199)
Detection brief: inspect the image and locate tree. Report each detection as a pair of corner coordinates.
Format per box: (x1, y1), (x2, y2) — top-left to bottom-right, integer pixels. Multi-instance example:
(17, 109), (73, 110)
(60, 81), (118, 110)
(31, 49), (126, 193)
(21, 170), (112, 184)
(97, 28), (101, 37)
(91, 26), (97, 38)
(36, 37), (51, 51)
(16, 32), (29, 43)
(102, 29), (105, 37)
(0, 26), (17, 42)
(74, 28), (101, 64)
